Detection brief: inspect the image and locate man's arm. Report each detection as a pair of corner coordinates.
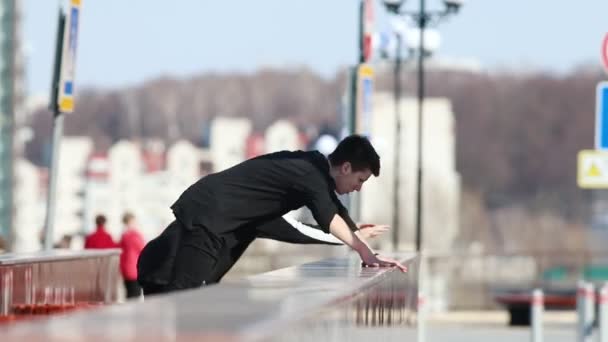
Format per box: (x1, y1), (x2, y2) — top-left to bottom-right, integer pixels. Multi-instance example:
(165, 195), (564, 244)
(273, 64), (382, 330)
(256, 216), (389, 245)
(329, 214), (407, 272)
(292, 167), (404, 270)
(256, 216), (342, 245)
(333, 194), (359, 232)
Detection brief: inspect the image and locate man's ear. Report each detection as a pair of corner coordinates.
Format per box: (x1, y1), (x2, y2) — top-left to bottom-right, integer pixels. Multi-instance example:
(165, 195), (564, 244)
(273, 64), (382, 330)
(341, 162), (352, 175)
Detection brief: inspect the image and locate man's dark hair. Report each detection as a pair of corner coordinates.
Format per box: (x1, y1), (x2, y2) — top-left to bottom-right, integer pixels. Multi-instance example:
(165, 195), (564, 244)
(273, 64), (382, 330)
(95, 214), (106, 226)
(328, 135), (380, 176)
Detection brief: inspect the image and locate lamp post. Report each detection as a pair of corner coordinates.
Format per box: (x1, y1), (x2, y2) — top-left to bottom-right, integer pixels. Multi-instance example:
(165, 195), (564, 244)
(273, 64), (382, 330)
(382, 0), (462, 252)
(392, 29), (403, 252)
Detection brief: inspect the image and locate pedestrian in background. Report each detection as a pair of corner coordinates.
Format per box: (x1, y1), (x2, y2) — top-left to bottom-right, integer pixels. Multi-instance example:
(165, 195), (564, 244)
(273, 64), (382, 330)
(84, 214), (117, 249)
(53, 234), (73, 249)
(119, 212), (145, 299)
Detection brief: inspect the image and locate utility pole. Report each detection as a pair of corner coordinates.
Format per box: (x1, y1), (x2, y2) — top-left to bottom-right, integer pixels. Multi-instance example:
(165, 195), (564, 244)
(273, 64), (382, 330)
(414, 0), (426, 252)
(43, 0), (82, 250)
(392, 32), (402, 251)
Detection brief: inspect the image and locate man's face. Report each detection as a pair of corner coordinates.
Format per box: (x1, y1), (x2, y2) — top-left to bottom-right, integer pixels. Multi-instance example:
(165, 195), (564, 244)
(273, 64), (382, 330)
(334, 162), (373, 195)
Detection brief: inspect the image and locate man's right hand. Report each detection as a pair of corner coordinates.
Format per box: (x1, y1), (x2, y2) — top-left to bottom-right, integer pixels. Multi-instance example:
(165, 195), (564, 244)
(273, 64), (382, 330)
(328, 214), (407, 273)
(359, 250), (408, 272)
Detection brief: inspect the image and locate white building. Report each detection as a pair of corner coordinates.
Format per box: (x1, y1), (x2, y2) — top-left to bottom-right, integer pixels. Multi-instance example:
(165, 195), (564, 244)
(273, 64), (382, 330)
(83, 140), (205, 241)
(166, 140), (200, 192)
(13, 158), (43, 252)
(210, 117), (251, 172)
(54, 137), (93, 238)
(83, 153), (111, 234)
(265, 119), (301, 153)
(359, 93), (461, 253)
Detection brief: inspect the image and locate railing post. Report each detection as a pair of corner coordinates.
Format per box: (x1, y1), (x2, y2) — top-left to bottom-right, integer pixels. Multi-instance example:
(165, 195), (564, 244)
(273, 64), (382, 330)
(600, 283), (608, 342)
(531, 288), (543, 342)
(0, 269), (13, 316)
(577, 281), (595, 342)
(417, 291), (426, 342)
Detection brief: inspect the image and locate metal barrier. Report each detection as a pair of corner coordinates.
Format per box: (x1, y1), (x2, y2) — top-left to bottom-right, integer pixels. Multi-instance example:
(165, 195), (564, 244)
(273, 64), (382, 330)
(529, 282), (608, 342)
(0, 249), (120, 321)
(0, 253), (419, 341)
(423, 251), (608, 310)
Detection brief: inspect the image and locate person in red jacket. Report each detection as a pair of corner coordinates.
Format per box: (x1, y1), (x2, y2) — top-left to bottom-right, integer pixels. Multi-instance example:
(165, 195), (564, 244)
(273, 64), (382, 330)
(84, 214), (117, 249)
(119, 212), (145, 299)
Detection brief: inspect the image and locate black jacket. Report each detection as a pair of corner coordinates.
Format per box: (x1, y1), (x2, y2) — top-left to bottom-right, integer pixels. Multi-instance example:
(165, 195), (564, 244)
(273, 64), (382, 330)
(170, 150), (358, 234)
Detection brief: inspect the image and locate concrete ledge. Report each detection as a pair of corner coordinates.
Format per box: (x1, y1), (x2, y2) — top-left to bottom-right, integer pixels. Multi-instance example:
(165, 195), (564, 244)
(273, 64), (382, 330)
(0, 253), (419, 341)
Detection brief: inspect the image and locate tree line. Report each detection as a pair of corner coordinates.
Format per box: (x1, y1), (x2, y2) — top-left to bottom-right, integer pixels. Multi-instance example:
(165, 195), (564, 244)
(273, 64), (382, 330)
(25, 64), (606, 250)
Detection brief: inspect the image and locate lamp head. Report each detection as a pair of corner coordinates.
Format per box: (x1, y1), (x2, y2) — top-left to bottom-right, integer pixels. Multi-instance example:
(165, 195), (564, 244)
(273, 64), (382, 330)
(382, 0), (405, 14)
(443, 0), (463, 14)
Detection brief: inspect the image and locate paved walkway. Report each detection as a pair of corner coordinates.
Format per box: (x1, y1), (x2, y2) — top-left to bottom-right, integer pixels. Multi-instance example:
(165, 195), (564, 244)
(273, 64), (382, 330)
(424, 311), (582, 342)
(427, 310), (577, 325)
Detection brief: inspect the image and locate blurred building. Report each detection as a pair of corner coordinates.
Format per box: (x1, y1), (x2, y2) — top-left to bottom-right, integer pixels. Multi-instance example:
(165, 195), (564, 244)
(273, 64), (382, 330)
(8, 139), (206, 251)
(166, 140), (200, 191)
(83, 140), (203, 242)
(0, 0), (25, 248)
(360, 93), (461, 253)
(358, 93), (460, 312)
(13, 158), (42, 252)
(105, 140), (143, 237)
(245, 132), (265, 159)
(55, 137), (93, 238)
(210, 117), (251, 172)
(265, 120), (301, 153)
(83, 152), (111, 238)
(11, 118), (344, 274)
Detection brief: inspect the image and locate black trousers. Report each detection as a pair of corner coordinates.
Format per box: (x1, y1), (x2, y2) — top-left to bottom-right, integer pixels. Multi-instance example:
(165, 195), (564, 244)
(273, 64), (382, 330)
(138, 220), (255, 296)
(168, 224), (223, 291)
(124, 280), (142, 299)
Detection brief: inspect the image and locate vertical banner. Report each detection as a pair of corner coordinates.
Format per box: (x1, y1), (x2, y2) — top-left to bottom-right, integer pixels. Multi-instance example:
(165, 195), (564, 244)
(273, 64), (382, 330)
(362, 0), (374, 62)
(602, 33), (608, 75)
(57, 0), (81, 113)
(356, 64), (374, 137)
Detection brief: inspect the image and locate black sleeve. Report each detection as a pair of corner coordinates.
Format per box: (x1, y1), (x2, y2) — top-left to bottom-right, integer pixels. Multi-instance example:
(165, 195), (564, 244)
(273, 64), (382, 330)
(293, 171), (339, 233)
(255, 217), (342, 245)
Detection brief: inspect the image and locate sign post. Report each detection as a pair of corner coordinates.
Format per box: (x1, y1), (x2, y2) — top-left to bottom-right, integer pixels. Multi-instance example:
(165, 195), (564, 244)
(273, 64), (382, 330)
(57, 0), (81, 113)
(43, 0), (82, 250)
(349, 0), (375, 221)
(358, 0), (375, 63)
(356, 64), (374, 137)
(602, 33), (608, 74)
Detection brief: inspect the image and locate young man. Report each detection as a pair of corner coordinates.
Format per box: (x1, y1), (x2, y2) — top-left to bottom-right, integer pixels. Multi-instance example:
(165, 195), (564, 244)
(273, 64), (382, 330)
(137, 134), (406, 295)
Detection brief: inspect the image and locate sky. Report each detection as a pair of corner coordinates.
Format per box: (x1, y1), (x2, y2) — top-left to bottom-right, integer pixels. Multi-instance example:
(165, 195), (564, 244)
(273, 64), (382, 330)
(22, 0), (608, 95)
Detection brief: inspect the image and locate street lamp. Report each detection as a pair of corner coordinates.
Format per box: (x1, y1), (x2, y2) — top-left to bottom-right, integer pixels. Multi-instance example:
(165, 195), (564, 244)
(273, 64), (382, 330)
(382, 0), (462, 252)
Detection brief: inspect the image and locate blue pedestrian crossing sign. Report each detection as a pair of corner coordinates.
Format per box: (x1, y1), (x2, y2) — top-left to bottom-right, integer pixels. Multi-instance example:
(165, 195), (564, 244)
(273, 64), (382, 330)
(596, 82), (608, 150)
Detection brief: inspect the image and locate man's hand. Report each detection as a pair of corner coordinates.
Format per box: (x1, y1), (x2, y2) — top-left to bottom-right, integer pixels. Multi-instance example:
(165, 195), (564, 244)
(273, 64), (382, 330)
(328, 215), (406, 273)
(356, 224), (389, 240)
(360, 252), (408, 273)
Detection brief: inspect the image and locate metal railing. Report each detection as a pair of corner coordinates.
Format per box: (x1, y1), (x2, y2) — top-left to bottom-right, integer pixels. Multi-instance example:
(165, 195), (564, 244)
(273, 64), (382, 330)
(0, 253), (419, 341)
(0, 249), (120, 319)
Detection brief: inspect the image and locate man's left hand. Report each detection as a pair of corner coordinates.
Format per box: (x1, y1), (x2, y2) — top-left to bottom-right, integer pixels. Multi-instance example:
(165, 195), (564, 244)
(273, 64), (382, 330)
(361, 254), (408, 272)
(356, 224), (389, 240)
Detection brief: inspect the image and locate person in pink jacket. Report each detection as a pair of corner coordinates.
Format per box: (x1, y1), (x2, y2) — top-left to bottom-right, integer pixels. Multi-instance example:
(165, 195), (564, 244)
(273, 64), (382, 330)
(119, 212), (145, 299)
